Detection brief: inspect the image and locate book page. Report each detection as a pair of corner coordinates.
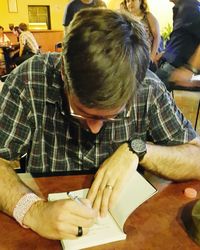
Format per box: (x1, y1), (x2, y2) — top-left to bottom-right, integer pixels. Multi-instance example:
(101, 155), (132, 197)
(62, 215), (126, 250)
(48, 191), (126, 250)
(110, 171), (157, 230)
(48, 171), (157, 250)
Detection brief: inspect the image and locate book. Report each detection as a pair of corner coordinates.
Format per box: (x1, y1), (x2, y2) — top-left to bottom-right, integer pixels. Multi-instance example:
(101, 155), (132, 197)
(48, 171), (157, 250)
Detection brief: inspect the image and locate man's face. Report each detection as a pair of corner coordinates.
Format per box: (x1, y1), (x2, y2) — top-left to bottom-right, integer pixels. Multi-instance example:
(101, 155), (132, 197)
(68, 94), (126, 134)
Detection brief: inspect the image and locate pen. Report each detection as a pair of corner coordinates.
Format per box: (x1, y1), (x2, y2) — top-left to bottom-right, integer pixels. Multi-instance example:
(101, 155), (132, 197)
(67, 191), (85, 206)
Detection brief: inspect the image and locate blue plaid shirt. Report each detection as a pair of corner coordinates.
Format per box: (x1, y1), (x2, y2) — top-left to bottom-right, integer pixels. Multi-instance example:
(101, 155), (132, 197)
(0, 53), (197, 173)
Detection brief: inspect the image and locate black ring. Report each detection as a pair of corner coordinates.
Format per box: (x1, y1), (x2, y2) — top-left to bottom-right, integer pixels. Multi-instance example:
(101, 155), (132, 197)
(77, 226), (83, 237)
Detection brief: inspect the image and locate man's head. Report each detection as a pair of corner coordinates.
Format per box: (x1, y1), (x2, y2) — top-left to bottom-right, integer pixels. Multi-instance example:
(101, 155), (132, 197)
(19, 23), (28, 31)
(62, 8), (149, 133)
(0, 26), (4, 33)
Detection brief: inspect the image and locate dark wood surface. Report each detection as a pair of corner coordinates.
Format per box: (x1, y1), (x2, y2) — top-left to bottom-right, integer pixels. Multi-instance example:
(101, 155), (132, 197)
(1, 174), (200, 250)
(5, 30), (64, 52)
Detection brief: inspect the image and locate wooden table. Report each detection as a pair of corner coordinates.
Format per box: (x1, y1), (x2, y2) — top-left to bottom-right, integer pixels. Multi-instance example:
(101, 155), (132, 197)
(0, 173), (200, 250)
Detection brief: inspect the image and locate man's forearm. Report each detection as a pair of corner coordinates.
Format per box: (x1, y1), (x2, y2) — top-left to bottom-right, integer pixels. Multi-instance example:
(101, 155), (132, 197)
(141, 138), (200, 181)
(189, 45), (200, 70)
(0, 158), (31, 215)
(184, 44), (200, 74)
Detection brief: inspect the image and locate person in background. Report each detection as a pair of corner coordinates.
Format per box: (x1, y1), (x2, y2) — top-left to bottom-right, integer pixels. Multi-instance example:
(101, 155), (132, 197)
(0, 8), (200, 240)
(0, 26), (10, 75)
(119, 1), (128, 11)
(8, 26), (21, 58)
(124, 0), (160, 71)
(0, 26), (10, 45)
(1, 26), (21, 74)
(14, 23), (39, 66)
(169, 43), (200, 85)
(155, 0), (200, 91)
(12, 26), (21, 42)
(63, 0), (106, 29)
(96, 0), (107, 7)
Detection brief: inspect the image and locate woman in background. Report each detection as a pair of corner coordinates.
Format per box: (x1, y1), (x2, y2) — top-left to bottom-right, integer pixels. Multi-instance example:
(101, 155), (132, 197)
(120, 1), (128, 11)
(0, 26), (10, 44)
(12, 26), (21, 42)
(0, 26), (10, 75)
(124, 0), (160, 70)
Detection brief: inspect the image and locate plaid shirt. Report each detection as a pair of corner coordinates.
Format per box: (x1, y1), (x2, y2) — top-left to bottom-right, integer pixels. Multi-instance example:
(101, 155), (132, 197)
(0, 53), (197, 173)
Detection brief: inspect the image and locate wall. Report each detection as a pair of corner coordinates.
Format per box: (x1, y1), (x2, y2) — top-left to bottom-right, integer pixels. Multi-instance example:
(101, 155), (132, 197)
(0, 0), (70, 31)
(0, 0), (173, 34)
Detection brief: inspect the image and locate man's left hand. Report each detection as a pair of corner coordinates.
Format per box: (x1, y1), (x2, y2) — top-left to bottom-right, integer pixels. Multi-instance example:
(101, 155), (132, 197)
(87, 143), (139, 217)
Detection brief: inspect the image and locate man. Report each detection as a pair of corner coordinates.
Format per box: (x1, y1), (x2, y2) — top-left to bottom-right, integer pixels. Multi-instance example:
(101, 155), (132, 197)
(0, 8), (200, 240)
(156, 0), (200, 90)
(63, 0), (106, 28)
(15, 23), (39, 65)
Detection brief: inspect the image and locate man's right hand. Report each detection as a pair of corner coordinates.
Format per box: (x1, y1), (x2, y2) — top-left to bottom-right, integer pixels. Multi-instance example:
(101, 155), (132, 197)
(23, 198), (97, 240)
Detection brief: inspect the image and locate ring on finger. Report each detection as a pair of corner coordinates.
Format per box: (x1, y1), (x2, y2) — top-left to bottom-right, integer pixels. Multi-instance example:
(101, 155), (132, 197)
(105, 184), (113, 191)
(76, 226), (83, 237)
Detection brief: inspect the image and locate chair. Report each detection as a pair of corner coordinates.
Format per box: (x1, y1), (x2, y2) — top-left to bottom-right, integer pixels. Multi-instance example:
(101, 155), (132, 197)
(55, 42), (62, 52)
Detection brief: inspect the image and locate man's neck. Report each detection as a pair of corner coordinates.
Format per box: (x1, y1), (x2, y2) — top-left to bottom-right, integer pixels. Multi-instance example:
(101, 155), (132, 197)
(81, 0), (93, 4)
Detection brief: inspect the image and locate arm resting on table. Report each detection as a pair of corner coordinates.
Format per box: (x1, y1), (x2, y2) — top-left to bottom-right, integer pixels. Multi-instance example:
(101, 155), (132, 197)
(0, 158), (34, 215)
(141, 138), (200, 181)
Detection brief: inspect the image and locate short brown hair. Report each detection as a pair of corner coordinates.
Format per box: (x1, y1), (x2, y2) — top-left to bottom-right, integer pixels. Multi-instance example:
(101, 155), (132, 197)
(19, 23), (28, 31)
(62, 8), (149, 109)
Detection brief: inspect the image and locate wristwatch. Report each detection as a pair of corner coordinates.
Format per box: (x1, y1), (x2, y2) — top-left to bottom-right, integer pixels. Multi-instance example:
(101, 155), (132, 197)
(127, 139), (147, 161)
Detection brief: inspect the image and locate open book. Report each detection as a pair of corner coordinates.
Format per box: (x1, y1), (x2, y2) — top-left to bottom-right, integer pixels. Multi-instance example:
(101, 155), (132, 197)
(48, 171), (157, 250)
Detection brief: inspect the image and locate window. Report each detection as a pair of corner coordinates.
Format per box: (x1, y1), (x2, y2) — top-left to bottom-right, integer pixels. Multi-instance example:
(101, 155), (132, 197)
(28, 5), (51, 30)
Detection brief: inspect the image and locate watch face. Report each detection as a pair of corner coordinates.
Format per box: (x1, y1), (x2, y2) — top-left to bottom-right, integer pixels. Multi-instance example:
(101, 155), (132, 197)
(131, 139), (146, 154)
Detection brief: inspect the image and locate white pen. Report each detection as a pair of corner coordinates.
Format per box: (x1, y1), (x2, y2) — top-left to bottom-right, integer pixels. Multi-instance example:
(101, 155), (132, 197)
(67, 191), (85, 206)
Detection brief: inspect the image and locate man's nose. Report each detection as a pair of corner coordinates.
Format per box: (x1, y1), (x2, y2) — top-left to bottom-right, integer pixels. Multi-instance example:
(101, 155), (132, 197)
(86, 119), (104, 134)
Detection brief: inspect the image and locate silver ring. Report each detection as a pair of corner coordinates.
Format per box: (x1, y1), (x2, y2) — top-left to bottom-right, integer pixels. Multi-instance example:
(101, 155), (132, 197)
(77, 226), (83, 237)
(105, 184), (113, 191)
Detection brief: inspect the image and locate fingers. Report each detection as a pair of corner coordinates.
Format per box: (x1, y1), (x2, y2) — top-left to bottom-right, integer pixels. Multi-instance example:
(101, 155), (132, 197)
(98, 184), (113, 217)
(53, 223), (90, 240)
(87, 167), (105, 203)
(87, 143), (139, 218)
(67, 209), (96, 228)
(87, 169), (115, 217)
(41, 199), (97, 240)
(69, 199), (97, 219)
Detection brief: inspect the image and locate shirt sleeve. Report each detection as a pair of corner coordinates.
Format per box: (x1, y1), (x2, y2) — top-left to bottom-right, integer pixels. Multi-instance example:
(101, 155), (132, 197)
(63, 4), (74, 26)
(181, 4), (200, 40)
(19, 33), (26, 46)
(0, 72), (32, 160)
(147, 82), (197, 145)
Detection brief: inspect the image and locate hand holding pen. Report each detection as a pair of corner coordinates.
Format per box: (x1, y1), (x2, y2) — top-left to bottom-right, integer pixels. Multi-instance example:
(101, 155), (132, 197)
(23, 191), (97, 240)
(67, 192), (97, 237)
